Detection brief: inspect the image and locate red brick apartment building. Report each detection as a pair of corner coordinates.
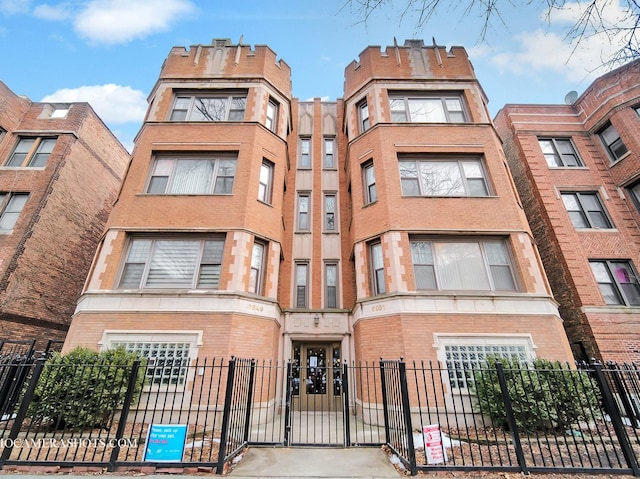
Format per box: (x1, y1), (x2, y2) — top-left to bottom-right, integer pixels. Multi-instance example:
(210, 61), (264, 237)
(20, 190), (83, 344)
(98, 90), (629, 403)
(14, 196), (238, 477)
(63, 38), (574, 397)
(495, 60), (640, 363)
(0, 81), (130, 348)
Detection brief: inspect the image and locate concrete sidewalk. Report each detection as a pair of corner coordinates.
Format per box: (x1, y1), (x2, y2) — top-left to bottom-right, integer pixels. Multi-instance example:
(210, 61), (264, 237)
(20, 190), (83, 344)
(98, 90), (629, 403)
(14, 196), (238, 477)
(227, 446), (401, 478)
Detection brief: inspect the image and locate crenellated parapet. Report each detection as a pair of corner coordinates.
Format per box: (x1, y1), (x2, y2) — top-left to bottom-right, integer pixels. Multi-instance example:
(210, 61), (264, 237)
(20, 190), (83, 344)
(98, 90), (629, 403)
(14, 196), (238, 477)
(158, 38), (292, 98)
(343, 39), (477, 100)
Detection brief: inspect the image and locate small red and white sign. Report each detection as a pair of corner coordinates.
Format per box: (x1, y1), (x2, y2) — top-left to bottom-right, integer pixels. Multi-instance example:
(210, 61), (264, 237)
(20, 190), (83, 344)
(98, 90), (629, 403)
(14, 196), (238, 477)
(423, 424), (447, 464)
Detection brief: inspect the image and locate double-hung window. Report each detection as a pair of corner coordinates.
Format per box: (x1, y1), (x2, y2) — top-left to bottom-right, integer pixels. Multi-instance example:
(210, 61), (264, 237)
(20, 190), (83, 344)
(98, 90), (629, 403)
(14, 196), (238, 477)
(359, 100), (370, 132)
(538, 138), (582, 167)
(324, 138), (335, 169)
(325, 263), (339, 308)
(324, 194), (337, 231)
(6, 137), (56, 167)
(299, 138), (311, 169)
(628, 182), (640, 213)
(119, 236), (225, 289)
(370, 241), (386, 295)
(258, 160), (274, 204)
(389, 93), (467, 123)
(170, 93), (246, 121)
(295, 263), (309, 308)
(561, 192), (613, 229)
(266, 98), (278, 132)
(297, 194), (310, 231)
(399, 156), (489, 197)
(411, 238), (516, 291)
(249, 241), (266, 295)
(147, 154), (237, 195)
(598, 123), (628, 162)
(590, 260), (640, 306)
(0, 193), (29, 231)
(362, 161), (377, 204)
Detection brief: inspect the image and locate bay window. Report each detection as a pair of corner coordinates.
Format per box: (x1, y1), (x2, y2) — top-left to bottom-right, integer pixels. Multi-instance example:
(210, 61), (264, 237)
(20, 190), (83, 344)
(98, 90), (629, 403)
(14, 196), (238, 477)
(147, 154), (237, 195)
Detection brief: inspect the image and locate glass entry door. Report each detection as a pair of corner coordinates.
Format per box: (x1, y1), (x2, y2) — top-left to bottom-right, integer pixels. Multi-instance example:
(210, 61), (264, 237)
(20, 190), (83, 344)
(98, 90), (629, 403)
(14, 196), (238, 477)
(292, 342), (342, 411)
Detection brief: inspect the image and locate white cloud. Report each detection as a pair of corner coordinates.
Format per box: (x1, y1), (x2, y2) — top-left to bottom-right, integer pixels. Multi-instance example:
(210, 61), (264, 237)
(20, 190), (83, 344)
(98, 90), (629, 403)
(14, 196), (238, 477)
(41, 84), (147, 124)
(33, 3), (72, 21)
(485, 0), (634, 82)
(0, 0), (30, 14)
(73, 0), (196, 45)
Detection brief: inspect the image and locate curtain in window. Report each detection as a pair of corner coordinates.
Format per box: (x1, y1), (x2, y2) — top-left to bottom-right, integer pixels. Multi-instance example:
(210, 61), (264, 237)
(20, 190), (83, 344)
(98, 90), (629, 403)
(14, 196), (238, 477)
(147, 241), (199, 287)
(170, 159), (214, 194)
(435, 242), (490, 289)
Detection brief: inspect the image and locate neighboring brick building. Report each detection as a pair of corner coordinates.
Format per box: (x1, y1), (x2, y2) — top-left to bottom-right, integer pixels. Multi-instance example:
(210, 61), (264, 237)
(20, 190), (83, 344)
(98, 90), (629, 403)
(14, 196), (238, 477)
(63, 38), (574, 402)
(495, 60), (640, 362)
(0, 81), (130, 349)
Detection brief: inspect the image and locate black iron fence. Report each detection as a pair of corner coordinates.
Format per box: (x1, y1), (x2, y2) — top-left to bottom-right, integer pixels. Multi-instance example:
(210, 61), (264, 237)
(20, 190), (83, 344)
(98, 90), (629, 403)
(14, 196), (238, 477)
(2, 349), (640, 476)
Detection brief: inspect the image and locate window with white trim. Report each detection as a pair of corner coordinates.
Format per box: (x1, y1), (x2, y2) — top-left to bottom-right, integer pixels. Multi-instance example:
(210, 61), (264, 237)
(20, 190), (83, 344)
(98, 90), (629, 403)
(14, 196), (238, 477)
(147, 154), (237, 195)
(411, 238), (516, 291)
(266, 98), (278, 132)
(297, 194), (310, 231)
(324, 193), (337, 231)
(295, 262), (309, 308)
(170, 93), (246, 121)
(561, 192), (613, 229)
(258, 160), (274, 204)
(0, 193), (29, 231)
(249, 240), (266, 295)
(444, 342), (531, 389)
(325, 262), (339, 308)
(399, 156), (489, 197)
(389, 93), (467, 123)
(324, 138), (335, 169)
(299, 138), (311, 169)
(358, 100), (370, 132)
(111, 341), (191, 386)
(6, 137), (56, 167)
(598, 123), (628, 162)
(119, 236), (225, 289)
(362, 161), (377, 204)
(538, 138), (582, 167)
(370, 241), (386, 295)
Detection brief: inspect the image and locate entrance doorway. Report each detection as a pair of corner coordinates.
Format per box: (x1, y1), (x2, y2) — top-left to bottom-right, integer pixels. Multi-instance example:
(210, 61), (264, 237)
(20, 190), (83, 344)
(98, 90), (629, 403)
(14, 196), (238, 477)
(291, 341), (342, 412)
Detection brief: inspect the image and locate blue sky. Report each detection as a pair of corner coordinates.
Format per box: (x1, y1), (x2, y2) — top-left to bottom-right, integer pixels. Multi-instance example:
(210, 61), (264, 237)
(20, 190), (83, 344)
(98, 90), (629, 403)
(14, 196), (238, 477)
(0, 0), (632, 151)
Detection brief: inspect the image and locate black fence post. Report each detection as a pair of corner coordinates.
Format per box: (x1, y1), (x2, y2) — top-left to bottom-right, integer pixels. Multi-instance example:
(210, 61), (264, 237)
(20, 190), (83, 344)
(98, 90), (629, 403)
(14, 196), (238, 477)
(495, 362), (529, 475)
(379, 360), (391, 446)
(108, 359), (141, 472)
(284, 361), (292, 447)
(242, 359), (256, 443)
(608, 362), (640, 428)
(342, 363), (351, 447)
(216, 357), (236, 475)
(592, 361), (640, 476)
(398, 360), (417, 476)
(0, 357), (45, 467)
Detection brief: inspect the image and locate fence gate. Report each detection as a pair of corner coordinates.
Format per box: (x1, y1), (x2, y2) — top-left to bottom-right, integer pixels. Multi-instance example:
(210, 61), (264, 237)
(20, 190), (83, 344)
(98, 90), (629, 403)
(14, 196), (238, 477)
(0, 340), (36, 421)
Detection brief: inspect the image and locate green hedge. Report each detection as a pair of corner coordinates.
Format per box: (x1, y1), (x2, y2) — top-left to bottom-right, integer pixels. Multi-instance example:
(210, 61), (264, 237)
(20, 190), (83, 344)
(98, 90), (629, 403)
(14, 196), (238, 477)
(472, 356), (601, 433)
(28, 347), (144, 430)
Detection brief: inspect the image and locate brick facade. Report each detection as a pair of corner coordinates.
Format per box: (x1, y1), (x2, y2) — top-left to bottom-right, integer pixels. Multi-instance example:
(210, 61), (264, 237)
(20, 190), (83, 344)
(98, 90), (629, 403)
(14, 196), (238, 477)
(64, 39), (574, 373)
(0, 81), (130, 350)
(495, 59), (640, 362)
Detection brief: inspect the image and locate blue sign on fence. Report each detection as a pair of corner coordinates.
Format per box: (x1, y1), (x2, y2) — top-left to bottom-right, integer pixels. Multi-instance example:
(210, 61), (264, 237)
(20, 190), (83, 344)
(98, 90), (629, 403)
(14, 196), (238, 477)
(144, 424), (188, 462)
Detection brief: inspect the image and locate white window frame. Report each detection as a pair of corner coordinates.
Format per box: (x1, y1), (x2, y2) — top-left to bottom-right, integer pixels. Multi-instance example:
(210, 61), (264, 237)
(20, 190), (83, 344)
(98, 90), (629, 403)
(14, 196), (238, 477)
(295, 262), (309, 308)
(0, 193), (29, 232)
(359, 100), (370, 132)
(370, 241), (386, 295)
(389, 93), (467, 123)
(169, 93), (247, 121)
(399, 156), (490, 197)
(324, 193), (337, 231)
(538, 138), (583, 167)
(325, 262), (339, 308)
(6, 137), (56, 168)
(434, 334), (536, 391)
(258, 160), (274, 204)
(323, 137), (335, 169)
(101, 330), (201, 390)
(297, 193), (310, 231)
(266, 98), (278, 132)
(410, 238), (517, 292)
(119, 236), (225, 290)
(146, 154), (237, 195)
(363, 161), (377, 205)
(249, 240), (266, 295)
(299, 138), (311, 169)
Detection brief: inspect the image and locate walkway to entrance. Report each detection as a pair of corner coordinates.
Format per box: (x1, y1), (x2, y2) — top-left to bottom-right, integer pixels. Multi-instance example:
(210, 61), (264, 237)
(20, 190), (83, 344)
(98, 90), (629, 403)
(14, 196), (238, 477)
(228, 447), (401, 477)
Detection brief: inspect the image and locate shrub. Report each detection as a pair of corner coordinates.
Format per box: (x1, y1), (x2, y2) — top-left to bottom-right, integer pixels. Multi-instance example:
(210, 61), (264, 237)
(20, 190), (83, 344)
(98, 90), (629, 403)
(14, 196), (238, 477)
(27, 347), (144, 430)
(472, 356), (601, 433)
